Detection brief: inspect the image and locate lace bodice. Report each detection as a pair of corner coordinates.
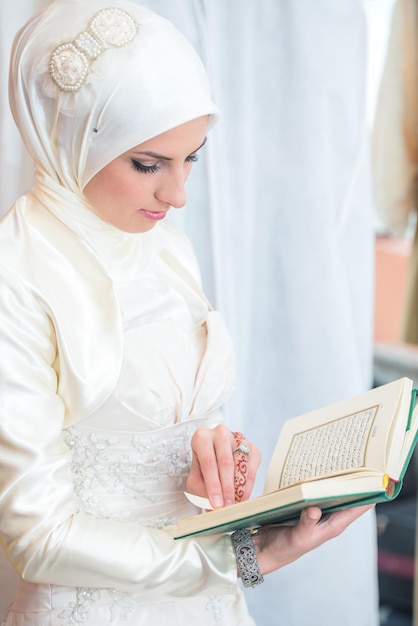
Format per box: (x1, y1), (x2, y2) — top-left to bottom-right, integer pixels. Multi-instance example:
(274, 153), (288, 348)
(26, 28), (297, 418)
(63, 305), (235, 526)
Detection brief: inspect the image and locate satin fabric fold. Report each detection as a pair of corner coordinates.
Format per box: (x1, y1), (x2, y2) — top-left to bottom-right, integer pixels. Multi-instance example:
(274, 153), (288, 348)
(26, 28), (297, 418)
(0, 204), (241, 602)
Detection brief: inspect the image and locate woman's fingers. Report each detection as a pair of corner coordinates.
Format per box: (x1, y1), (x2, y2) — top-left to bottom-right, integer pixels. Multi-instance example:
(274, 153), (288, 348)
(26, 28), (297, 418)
(231, 432), (249, 502)
(187, 425), (261, 509)
(187, 424), (235, 508)
(231, 431), (261, 501)
(253, 504), (375, 575)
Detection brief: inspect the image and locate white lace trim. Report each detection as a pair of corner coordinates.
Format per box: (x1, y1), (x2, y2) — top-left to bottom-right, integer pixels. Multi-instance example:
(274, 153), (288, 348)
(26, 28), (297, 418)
(206, 595), (225, 625)
(58, 588), (101, 624)
(63, 424), (193, 522)
(57, 588), (227, 624)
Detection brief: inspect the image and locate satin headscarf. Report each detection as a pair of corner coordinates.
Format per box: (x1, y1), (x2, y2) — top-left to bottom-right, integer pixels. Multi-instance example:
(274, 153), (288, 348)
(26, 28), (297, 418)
(9, 0), (219, 193)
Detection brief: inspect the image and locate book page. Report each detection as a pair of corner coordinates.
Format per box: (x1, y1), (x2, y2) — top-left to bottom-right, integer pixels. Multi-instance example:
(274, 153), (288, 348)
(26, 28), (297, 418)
(279, 406), (377, 488)
(264, 378), (411, 494)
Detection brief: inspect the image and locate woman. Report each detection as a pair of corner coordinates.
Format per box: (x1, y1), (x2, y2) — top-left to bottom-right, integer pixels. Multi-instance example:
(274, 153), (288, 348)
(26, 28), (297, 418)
(0, 1), (371, 624)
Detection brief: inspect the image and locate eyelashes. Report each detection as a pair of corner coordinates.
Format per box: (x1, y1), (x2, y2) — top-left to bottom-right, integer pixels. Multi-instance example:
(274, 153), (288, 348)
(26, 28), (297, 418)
(130, 160), (159, 174)
(130, 153), (199, 174)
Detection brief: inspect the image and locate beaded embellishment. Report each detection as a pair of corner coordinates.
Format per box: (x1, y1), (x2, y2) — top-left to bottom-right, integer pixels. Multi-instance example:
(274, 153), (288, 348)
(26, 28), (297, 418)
(49, 8), (138, 92)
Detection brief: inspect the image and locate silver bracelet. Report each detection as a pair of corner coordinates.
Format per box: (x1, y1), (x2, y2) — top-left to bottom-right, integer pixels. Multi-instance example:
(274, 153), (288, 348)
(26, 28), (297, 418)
(231, 528), (264, 588)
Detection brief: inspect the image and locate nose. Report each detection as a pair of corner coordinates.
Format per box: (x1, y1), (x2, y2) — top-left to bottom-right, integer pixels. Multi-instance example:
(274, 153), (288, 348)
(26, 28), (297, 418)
(155, 169), (187, 209)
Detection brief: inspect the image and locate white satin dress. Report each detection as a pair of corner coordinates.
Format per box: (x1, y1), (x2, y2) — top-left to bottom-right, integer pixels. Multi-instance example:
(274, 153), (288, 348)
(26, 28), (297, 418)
(0, 206), (255, 626)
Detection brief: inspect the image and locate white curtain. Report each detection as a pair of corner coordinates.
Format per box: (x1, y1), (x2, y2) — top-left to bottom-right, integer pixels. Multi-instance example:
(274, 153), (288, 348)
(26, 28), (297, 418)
(1, 1), (380, 624)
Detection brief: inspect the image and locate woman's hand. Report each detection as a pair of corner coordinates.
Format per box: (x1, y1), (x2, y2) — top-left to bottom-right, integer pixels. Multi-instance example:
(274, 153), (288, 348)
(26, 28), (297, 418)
(186, 424), (261, 509)
(252, 504), (374, 576)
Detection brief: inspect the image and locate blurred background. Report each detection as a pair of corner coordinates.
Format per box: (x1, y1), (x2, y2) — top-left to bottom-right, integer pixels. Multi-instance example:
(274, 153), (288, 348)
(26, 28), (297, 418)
(2, 1), (418, 625)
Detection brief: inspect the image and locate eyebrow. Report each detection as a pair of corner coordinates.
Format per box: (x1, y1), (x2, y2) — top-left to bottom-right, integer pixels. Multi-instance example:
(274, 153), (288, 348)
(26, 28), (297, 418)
(132, 136), (207, 160)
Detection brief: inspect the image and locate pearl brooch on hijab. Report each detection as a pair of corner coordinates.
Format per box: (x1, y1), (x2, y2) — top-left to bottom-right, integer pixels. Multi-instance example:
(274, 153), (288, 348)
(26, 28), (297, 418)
(49, 7), (138, 92)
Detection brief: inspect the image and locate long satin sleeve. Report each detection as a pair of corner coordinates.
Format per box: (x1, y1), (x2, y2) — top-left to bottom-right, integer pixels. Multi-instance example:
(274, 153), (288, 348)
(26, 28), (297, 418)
(0, 267), (237, 598)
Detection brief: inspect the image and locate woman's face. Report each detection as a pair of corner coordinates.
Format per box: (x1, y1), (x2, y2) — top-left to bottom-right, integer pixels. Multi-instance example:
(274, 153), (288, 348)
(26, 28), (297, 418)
(83, 116), (209, 233)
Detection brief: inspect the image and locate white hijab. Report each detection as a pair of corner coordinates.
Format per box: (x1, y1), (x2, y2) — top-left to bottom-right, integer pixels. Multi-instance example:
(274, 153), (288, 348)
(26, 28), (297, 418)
(8, 0), (218, 275)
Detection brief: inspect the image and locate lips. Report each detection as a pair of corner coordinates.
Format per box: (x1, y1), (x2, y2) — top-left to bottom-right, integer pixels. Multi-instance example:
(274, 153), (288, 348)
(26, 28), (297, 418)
(138, 209), (168, 221)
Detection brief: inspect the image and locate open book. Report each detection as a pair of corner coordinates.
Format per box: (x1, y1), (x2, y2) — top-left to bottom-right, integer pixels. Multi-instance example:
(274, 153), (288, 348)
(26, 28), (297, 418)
(174, 377), (418, 539)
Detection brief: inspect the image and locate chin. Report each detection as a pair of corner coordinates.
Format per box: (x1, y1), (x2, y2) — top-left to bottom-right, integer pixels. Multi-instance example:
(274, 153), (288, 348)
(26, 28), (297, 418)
(118, 221), (159, 234)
